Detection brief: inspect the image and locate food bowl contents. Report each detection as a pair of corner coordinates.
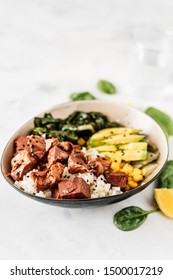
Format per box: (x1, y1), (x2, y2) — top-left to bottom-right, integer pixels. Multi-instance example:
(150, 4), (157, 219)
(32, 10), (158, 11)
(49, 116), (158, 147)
(11, 135), (121, 199)
(9, 111), (159, 199)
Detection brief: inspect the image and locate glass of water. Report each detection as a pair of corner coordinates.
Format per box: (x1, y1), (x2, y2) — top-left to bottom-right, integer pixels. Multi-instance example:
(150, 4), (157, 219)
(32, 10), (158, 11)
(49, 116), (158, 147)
(127, 26), (173, 101)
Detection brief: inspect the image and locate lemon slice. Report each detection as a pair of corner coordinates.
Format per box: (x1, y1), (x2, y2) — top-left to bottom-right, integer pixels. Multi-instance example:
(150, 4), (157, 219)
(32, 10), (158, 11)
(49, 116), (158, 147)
(154, 188), (173, 219)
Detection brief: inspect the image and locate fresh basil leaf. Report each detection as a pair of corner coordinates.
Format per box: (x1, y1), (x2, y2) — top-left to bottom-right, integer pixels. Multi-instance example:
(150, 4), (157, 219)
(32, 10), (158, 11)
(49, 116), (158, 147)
(69, 92), (96, 101)
(158, 160), (173, 189)
(145, 107), (173, 138)
(113, 206), (158, 231)
(97, 80), (117, 94)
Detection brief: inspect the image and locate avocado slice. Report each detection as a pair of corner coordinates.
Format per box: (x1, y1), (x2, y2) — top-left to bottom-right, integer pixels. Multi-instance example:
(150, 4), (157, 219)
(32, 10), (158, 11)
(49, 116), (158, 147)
(117, 142), (148, 150)
(89, 127), (141, 142)
(132, 151), (160, 168)
(100, 149), (147, 161)
(95, 145), (117, 152)
(91, 134), (145, 147)
(95, 142), (147, 152)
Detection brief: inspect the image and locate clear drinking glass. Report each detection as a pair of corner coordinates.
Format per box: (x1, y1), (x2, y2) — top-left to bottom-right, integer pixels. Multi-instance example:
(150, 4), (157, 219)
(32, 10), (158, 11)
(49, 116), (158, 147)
(127, 27), (173, 101)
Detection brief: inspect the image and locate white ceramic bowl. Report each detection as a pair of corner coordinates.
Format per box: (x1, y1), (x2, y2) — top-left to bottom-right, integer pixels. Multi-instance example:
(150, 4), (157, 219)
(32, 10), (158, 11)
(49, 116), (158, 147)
(1, 100), (168, 208)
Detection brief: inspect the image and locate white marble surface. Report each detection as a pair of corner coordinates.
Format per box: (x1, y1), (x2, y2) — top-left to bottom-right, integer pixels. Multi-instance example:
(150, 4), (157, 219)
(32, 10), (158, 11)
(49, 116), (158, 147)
(1, 0), (173, 260)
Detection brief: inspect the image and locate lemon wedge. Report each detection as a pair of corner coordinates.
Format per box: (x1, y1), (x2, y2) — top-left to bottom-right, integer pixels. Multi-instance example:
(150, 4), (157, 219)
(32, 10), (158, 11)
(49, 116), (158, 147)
(154, 188), (173, 219)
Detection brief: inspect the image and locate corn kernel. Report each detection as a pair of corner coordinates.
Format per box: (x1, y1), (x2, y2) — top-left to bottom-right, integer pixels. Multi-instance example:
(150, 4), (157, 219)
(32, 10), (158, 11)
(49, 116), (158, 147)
(128, 176), (133, 182)
(122, 163), (134, 174)
(133, 174), (143, 182)
(125, 185), (131, 191)
(120, 162), (125, 168)
(78, 138), (85, 146)
(128, 180), (138, 188)
(111, 162), (120, 172)
(132, 167), (142, 176)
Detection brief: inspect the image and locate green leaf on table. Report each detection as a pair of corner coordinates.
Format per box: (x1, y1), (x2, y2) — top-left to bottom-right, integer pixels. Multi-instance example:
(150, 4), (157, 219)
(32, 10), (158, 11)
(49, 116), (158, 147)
(157, 160), (173, 189)
(69, 92), (96, 101)
(97, 80), (117, 94)
(145, 107), (173, 138)
(113, 206), (159, 231)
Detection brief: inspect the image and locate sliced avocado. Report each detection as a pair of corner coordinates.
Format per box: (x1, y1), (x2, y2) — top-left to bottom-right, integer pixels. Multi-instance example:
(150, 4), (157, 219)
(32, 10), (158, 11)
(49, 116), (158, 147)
(100, 151), (122, 162)
(117, 142), (148, 150)
(123, 149), (147, 161)
(99, 134), (145, 146)
(132, 151), (159, 168)
(95, 145), (117, 152)
(90, 127), (141, 142)
(100, 149), (147, 162)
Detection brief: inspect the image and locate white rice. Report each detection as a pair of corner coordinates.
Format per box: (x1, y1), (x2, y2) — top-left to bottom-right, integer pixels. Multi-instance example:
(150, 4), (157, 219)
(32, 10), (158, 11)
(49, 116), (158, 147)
(14, 171), (52, 198)
(14, 167), (122, 199)
(82, 147), (99, 159)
